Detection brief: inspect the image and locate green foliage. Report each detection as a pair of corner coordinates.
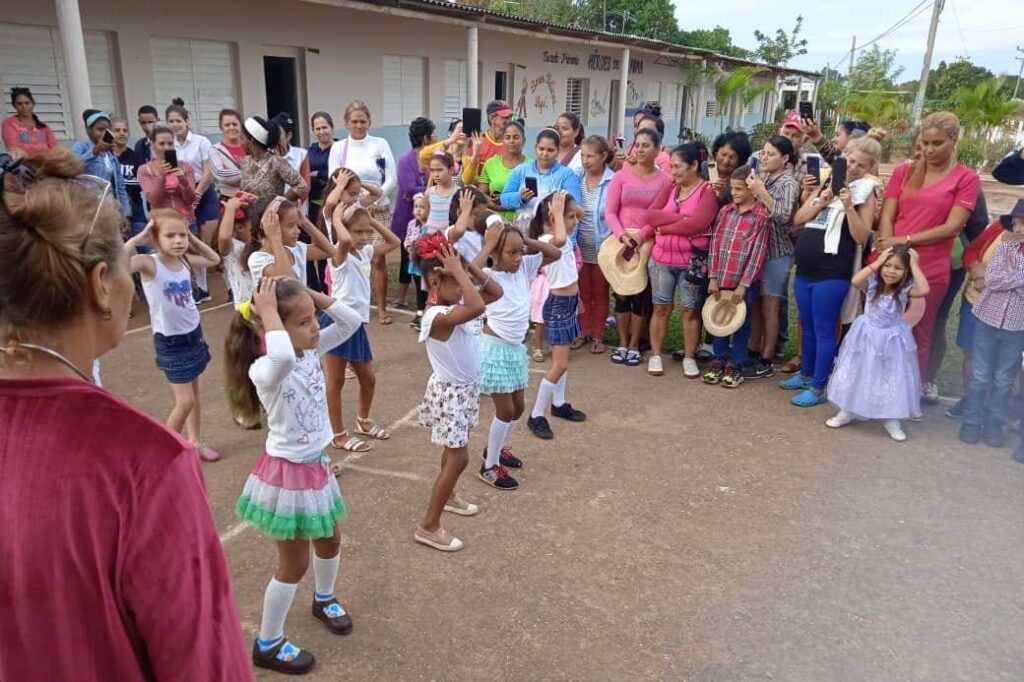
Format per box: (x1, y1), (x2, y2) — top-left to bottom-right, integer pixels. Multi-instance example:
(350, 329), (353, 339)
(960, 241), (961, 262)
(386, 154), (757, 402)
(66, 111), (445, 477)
(750, 122), (776, 153)
(901, 59), (996, 103)
(566, 0), (680, 39)
(752, 15), (808, 66)
(847, 46), (904, 94)
(947, 77), (1022, 168)
(957, 139), (985, 169)
(714, 66), (767, 131)
(678, 26), (751, 59)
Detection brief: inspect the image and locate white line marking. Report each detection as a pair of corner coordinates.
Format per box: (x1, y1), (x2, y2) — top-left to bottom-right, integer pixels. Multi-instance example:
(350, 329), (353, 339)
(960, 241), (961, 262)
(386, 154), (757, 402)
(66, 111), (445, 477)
(219, 521), (250, 543)
(126, 301), (233, 336)
(343, 463), (429, 482)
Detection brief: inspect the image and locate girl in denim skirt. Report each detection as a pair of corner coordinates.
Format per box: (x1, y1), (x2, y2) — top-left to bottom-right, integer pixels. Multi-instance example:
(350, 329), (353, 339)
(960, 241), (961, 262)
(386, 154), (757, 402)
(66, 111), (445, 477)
(473, 222), (561, 490)
(124, 209), (222, 461)
(526, 192), (588, 440)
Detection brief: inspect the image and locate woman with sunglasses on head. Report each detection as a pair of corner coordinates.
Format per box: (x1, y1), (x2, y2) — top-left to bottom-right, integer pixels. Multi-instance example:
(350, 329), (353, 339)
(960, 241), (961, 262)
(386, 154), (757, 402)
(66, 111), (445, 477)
(2, 87), (58, 159)
(0, 148), (251, 682)
(71, 109), (131, 218)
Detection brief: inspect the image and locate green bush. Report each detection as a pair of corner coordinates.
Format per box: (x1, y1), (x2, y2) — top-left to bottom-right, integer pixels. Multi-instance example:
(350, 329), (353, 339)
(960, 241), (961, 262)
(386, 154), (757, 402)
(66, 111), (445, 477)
(750, 122), (776, 153)
(957, 140), (984, 170)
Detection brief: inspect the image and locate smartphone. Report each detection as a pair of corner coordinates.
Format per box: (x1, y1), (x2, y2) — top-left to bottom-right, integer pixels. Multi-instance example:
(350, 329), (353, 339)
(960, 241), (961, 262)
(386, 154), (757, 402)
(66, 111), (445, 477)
(707, 161), (719, 184)
(101, 128), (115, 144)
(615, 137), (625, 150)
(165, 149), (178, 168)
(524, 176), (538, 195)
(830, 157), (848, 191)
(462, 107), (482, 136)
(799, 101), (814, 122)
(806, 156), (821, 185)
(749, 155), (760, 173)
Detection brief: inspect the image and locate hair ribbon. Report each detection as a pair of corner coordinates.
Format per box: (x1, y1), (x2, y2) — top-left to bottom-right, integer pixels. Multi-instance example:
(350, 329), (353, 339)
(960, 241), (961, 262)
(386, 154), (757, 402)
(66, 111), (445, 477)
(238, 300), (254, 322)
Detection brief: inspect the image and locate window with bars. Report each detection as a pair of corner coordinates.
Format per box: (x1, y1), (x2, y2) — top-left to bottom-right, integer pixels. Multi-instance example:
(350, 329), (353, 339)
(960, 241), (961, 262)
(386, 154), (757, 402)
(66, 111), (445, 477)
(566, 77), (589, 125)
(443, 59), (466, 123)
(661, 82), (680, 120)
(705, 100), (717, 117)
(381, 55), (425, 127)
(151, 37), (238, 135)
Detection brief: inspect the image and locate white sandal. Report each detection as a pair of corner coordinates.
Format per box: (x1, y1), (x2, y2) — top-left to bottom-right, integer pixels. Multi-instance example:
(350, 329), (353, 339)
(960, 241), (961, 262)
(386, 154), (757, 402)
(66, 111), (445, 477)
(355, 417), (391, 440)
(330, 430), (371, 452)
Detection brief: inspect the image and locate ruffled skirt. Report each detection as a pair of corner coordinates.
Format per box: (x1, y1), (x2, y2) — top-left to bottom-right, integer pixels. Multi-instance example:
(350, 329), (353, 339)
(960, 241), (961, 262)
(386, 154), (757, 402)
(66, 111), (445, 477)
(236, 452), (345, 540)
(479, 334), (529, 395)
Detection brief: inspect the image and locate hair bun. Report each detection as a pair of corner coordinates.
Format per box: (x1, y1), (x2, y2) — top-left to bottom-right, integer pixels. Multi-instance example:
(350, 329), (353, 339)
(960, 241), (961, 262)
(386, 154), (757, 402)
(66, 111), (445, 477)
(171, 97), (185, 106)
(25, 147), (84, 180)
(866, 127), (889, 143)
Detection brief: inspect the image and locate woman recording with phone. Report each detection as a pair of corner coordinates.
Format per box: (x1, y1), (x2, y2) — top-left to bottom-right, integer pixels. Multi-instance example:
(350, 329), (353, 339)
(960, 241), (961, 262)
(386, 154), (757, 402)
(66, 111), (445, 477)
(138, 125), (197, 225)
(71, 109), (131, 217)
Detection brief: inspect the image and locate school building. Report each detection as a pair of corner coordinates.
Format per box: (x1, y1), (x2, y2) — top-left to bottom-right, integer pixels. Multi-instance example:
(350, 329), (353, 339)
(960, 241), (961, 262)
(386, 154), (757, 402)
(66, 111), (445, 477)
(1, 0), (819, 154)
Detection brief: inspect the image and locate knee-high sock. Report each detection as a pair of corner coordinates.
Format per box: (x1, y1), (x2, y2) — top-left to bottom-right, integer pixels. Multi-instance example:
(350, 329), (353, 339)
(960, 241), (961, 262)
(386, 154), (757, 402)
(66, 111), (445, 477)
(313, 552), (340, 601)
(196, 267), (208, 291)
(258, 578), (298, 645)
(553, 372), (567, 407)
(503, 417), (518, 448)
(486, 418), (510, 468)
(531, 379), (557, 419)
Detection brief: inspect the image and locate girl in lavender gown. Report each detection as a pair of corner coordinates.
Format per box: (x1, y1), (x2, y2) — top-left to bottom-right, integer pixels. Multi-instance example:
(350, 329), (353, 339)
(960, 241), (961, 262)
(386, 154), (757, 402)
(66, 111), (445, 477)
(826, 246), (930, 441)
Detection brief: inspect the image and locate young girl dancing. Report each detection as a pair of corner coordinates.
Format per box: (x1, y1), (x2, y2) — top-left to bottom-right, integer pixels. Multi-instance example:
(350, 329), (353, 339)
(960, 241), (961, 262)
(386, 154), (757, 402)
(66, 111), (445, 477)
(227, 276), (363, 674)
(323, 200), (401, 454)
(413, 234), (503, 552)
(404, 193), (430, 329)
(124, 209), (222, 461)
(526, 192), (587, 440)
(826, 246), (929, 441)
(473, 223), (560, 489)
(245, 195), (337, 286)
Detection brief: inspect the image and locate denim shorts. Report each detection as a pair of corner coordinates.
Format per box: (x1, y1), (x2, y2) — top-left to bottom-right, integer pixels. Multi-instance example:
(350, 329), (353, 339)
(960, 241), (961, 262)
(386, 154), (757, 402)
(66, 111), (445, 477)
(956, 299), (976, 351)
(760, 254), (793, 298)
(651, 262), (706, 308)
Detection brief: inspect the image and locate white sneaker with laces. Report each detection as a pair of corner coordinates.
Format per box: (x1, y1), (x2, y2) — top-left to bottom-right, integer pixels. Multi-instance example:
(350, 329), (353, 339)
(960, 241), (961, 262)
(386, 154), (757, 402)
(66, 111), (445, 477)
(682, 357), (700, 378)
(883, 419), (906, 442)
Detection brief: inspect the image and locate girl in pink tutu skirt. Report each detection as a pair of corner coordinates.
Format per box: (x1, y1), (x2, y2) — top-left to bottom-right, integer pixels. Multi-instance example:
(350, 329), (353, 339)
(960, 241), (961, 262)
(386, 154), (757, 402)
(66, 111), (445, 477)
(826, 246), (930, 441)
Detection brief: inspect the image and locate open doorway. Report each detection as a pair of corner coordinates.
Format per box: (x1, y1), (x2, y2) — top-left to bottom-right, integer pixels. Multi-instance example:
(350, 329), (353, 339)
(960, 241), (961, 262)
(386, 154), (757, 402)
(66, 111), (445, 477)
(264, 56), (298, 141)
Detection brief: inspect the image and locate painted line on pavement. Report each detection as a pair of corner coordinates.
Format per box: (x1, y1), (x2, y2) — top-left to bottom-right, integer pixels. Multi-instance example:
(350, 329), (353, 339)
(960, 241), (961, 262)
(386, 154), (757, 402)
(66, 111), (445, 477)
(342, 463), (429, 482)
(126, 301), (233, 336)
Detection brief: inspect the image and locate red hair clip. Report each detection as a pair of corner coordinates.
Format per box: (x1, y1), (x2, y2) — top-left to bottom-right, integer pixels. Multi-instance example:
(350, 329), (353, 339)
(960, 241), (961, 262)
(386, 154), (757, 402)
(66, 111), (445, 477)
(416, 232), (450, 261)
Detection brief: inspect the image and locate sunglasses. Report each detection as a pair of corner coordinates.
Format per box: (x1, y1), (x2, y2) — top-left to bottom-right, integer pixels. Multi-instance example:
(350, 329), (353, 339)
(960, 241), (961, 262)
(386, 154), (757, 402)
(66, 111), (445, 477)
(78, 174), (112, 245)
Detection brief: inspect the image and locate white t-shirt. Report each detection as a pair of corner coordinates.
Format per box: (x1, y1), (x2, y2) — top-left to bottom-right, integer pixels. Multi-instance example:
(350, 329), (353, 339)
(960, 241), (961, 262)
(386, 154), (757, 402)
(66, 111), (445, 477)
(251, 301), (362, 463)
(418, 305), (480, 385)
(328, 244), (373, 322)
(174, 130), (212, 183)
(484, 253), (543, 343)
(225, 238), (254, 309)
(445, 225), (483, 263)
(539, 233), (578, 289)
(326, 135), (397, 208)
(247, 241), (309, 286)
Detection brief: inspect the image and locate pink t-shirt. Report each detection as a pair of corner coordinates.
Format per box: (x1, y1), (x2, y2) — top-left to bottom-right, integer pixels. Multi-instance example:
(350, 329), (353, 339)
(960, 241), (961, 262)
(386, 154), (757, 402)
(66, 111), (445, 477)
(0, 378), (252, 682)
(2, 115), (58, 156)
(885, 162), (980, 282)
(604, 165), (673, 239)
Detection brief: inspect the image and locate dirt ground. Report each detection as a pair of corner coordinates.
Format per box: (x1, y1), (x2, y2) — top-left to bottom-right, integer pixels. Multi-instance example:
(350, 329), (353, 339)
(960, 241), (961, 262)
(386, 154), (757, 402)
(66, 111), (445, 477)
(99, 282), (1024, 682)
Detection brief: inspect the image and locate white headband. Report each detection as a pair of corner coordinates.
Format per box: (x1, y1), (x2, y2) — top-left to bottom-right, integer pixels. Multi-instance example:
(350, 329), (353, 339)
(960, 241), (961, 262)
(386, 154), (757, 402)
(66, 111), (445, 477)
(485, 213), (503, 228)
(244, 118), (269, 146)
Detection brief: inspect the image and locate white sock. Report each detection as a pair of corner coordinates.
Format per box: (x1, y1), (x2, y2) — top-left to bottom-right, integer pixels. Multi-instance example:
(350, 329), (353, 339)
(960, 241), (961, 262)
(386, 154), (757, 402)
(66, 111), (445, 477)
(258, 578), (298, 645)
(485, 418), (509, 468)
(531, 379), (557, 419)
(313, 552), (340, 601)
(553, 373), (567, 407)
(503, 418), (518, 448)
(196, 267), (208, 291)
(826, 410), (853, 428)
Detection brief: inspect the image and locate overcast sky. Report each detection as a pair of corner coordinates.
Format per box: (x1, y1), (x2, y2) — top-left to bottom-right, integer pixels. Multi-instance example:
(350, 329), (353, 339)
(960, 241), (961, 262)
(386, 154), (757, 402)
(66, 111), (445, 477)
(674, 0), (1024, 80)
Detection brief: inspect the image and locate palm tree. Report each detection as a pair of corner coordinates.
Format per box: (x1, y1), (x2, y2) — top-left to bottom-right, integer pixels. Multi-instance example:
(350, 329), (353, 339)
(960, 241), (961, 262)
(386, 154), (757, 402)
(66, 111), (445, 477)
(715, 66), (766, 131)
(947, 77), (1022, 168)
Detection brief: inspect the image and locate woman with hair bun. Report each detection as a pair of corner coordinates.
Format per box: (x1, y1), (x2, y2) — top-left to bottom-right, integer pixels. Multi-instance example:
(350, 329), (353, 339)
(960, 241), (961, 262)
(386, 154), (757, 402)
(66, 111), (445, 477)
(240, 115), (309, 205)
(0, 148), (251, 681)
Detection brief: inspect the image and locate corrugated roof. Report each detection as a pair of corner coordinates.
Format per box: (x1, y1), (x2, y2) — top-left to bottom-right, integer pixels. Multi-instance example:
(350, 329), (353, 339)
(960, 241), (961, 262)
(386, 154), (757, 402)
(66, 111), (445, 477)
(357, 0), (820, 79)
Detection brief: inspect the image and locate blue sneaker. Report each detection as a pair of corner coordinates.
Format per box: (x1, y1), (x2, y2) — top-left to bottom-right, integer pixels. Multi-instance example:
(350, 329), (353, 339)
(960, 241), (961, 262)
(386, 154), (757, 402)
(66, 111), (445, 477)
(779, 375), (812, 391)
(791, 388), (826, 407)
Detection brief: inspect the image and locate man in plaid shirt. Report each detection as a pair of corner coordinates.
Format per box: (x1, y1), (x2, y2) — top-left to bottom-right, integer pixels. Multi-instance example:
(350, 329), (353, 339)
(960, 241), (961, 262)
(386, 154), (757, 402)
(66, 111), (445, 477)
(704, 165), (771, 389)
(959, 200), (1024, 455)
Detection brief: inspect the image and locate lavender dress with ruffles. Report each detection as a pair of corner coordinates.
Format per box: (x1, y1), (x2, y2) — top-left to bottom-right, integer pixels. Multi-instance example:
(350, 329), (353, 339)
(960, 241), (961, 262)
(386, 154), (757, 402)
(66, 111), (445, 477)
(826, 274), (921, 419)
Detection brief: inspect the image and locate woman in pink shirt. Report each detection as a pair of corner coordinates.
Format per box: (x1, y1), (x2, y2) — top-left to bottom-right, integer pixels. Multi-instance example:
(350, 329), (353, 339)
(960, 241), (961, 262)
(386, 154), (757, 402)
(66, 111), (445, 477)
(138, 124), (197, 226)
(604, 128), (673, 366)
(644, 143), (720, 377)
(0, 148), (251, 681)
(2, 87), (58, 159)
(877, 111), (980, 378)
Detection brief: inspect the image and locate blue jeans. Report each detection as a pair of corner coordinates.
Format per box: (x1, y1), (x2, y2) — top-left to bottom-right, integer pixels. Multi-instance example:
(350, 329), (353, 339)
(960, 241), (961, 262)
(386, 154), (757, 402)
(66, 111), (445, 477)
(711, 286), (757, 365)
(794, 276), (850, 390)
(964, 319), (1024, 428)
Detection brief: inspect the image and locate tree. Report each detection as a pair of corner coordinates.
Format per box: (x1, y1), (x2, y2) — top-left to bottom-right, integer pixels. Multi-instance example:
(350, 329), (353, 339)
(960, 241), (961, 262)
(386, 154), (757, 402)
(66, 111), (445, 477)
(714, 66), (769, 131)
(847, 45), (904, 94)
(752, 15), (808, 66)
(929, 59), (995, 102)
(567, 0), (680, 40)
(679, 26), (751, 59)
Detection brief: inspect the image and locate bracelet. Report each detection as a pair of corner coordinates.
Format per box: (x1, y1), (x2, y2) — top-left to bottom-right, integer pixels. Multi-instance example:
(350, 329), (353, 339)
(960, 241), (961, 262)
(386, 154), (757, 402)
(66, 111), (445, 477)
(480, 274), (491, 290)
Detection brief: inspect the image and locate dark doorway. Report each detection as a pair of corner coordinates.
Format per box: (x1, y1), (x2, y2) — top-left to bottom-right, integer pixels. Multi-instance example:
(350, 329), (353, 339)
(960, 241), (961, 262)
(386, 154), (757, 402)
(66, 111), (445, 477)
(264, 56), (300, 144)
(494, 71), (508, 101)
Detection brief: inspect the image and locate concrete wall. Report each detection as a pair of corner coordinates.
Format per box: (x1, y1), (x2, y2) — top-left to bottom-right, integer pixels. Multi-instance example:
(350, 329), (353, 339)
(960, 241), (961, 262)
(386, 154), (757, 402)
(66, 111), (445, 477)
(2, 0), (776, 154)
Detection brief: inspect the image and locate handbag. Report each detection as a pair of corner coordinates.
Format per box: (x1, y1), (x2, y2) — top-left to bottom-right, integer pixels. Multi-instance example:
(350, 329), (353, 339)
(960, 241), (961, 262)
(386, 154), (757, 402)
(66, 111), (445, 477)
(685, 245), (710, 284)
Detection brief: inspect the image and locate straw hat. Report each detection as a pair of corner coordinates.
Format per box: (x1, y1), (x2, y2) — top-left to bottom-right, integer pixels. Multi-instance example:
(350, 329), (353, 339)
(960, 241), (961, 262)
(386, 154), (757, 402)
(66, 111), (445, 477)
(597, 229), (654, 296)
(701, 292), (748, 337)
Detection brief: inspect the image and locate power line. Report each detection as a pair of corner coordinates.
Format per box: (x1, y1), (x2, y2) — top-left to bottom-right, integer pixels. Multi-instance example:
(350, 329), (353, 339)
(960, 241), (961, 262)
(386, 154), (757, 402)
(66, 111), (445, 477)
(949, 0), (970, 59)
(829, 0), (933, 72)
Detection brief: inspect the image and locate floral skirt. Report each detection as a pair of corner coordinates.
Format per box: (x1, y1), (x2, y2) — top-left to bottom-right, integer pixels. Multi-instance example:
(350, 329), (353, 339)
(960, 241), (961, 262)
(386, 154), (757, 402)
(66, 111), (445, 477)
(419, 373), (480, 448)
(236, 452), (345, 541)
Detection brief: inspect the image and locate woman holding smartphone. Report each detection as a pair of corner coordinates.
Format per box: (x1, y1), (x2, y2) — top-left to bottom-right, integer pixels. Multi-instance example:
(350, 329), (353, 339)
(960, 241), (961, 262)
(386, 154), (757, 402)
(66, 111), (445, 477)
(71, 109), (131, 217)
(138, 125), (197, 224)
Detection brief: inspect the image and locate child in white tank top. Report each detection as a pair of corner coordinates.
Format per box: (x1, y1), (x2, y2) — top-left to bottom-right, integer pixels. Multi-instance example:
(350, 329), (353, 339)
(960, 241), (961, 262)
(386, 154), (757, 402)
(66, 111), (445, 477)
(124, 209), (222, 461)
(411, 233), (503, 552)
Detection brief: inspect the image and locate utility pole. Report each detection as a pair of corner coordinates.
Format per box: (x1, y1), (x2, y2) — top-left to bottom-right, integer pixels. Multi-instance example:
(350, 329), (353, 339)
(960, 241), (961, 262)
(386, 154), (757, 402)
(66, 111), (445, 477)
(1013, 45), (1024, 100)
(840, 36), (856, 125)
(912, 0), (945, 125)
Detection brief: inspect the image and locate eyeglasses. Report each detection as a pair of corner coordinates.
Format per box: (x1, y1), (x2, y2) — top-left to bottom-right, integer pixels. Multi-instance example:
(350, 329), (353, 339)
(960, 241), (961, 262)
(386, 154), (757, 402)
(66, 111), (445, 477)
(77, 174), (111, 244)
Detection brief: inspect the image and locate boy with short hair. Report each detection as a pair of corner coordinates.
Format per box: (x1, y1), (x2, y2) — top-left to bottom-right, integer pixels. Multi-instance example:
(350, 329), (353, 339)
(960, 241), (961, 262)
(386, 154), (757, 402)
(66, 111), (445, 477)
(958, 199), (1024, 455)
(703, 165), (771, 389)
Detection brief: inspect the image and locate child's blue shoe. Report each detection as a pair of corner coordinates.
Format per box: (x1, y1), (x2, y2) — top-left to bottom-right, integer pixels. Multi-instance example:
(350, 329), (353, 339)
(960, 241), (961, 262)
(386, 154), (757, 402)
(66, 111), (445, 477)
(791, 388), (826, 407)
(779, 374), (812, 391)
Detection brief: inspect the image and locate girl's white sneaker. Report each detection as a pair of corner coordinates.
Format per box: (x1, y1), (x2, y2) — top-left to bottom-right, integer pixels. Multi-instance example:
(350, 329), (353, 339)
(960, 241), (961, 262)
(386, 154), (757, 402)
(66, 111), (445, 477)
(826, 410), (854, 429)
(883, 419), (906, 442)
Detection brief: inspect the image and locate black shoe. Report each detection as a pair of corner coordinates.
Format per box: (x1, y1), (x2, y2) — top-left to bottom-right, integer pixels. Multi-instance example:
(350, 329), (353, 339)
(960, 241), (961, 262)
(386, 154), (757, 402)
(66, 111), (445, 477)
(312, 598), (353, 635)
(983, 424), (1006, 448)
(193, 287), (212, 304)
(695, 348), (713, 362)
(252, 638), (316, 675)
(959, 423), (982, 445)
(743, 359), (774, 379)
(551, 402), (586, 422)
(481, 447), (523, 469)
(945, 397), (966, 419)
(527, 416), (554, 439)
(478, 464), (519, 490)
